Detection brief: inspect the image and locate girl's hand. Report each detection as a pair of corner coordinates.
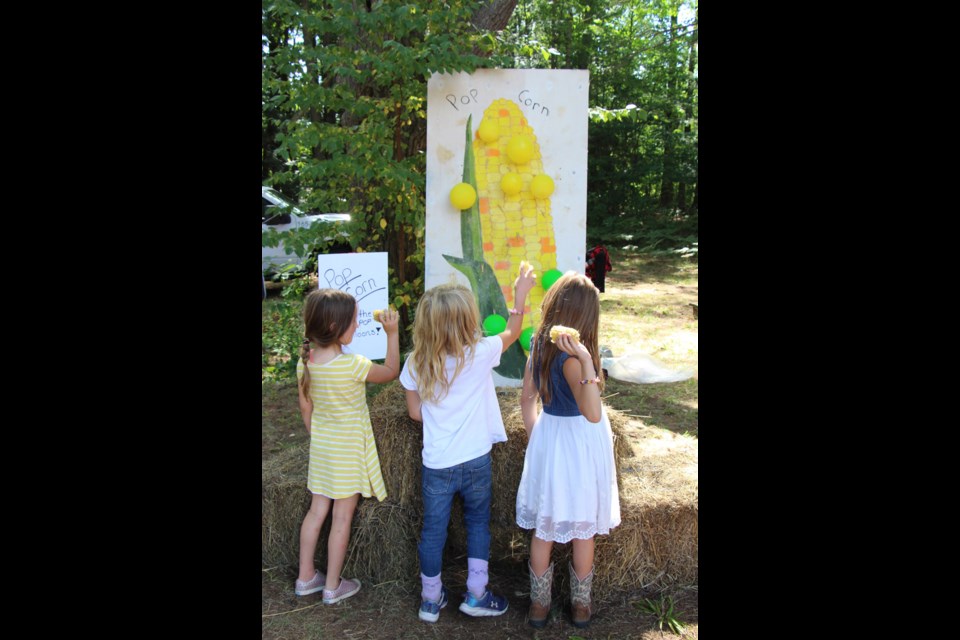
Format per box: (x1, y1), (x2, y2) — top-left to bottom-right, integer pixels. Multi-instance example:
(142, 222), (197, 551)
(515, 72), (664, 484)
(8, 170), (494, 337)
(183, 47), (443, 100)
(378, 307), (400, 334)
(554, 333), (591, 361)
(513, 262), (536, 300)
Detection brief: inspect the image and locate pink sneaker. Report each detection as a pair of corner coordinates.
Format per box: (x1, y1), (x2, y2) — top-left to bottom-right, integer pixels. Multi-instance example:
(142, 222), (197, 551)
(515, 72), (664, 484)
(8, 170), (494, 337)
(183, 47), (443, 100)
(294, 570), (327, 596)
(322, 577), (362, 604)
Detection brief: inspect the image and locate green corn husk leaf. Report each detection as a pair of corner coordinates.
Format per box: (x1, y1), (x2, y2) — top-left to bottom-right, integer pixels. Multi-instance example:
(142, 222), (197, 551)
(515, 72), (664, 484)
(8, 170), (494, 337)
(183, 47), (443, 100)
(459, 114), (483, 261)
(442, 114), (525, 379)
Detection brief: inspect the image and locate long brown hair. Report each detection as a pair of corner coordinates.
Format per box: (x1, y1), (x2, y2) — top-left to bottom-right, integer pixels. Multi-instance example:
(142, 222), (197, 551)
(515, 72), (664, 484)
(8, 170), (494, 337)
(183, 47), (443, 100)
(408, 284), (482, 404)
(530, 272), (602, 405)
(299, 288), (357, 398)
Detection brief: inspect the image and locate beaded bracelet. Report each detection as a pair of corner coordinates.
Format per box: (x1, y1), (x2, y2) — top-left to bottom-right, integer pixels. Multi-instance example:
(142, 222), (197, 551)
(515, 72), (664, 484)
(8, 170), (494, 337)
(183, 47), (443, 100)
(579, 377), (601, 385)
(508, 308), (524, 316)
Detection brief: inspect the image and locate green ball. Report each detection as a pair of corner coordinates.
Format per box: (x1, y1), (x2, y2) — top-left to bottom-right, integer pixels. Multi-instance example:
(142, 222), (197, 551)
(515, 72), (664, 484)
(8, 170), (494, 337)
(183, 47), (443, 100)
(482, 314), (507, 336)
(542, 269), (563, 291)
(520, 326), (536, 352)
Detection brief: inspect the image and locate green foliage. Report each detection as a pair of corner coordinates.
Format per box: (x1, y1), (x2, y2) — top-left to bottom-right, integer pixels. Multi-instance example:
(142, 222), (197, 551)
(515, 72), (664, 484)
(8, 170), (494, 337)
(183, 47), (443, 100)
(261, 219), (351, 260)
(266, 262), (309, 283)
(261, 299), (304, 382)
(674, 242), (698, 259)
(633, 595), (686, 636)
(588, 206), (698, 252)
(280, 274), (314, 300)
(497, 0), (698, 245)
(263, 0), (698, 321)
(263, 1), (499, 335)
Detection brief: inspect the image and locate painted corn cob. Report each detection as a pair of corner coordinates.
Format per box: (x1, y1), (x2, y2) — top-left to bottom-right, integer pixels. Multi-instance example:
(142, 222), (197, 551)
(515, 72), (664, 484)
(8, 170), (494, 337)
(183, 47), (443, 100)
(473, 98), (557, 332)
(443, 115), (527, 378)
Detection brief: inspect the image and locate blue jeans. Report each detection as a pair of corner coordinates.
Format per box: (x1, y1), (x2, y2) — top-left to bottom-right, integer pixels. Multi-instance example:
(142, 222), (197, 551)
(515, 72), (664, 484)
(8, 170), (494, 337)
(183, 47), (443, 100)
(418, 452), (492, 578)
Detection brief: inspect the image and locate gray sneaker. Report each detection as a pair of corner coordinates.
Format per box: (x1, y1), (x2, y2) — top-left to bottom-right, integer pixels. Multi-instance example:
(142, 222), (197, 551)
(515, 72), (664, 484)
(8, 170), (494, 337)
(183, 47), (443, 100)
(294, 570), (327, 596)
(322, 578), (362, 604)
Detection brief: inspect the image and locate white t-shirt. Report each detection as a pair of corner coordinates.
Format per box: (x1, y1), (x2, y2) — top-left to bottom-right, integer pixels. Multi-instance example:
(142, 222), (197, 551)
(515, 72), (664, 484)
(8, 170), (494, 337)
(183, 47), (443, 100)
(399, 335), (508, 469)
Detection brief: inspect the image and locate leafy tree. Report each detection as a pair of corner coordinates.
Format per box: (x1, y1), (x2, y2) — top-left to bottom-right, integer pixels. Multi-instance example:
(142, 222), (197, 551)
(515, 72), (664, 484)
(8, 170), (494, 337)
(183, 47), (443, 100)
(262, 0), (699, 348)
(262, 0), (519, 338)
(496, 0), (698, 246)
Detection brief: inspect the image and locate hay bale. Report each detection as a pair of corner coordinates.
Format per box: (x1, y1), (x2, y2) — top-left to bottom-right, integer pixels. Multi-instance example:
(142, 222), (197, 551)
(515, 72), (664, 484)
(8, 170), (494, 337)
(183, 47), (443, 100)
(260, 385), (428, 580)
(367, 385), (426, 507)
(343, 499), (421, 587)
(261, 381), (698, 600)
(261, 444), (312, 568)
(602, 423), (699, 591)
(475, 421), (697, 601)
(446, 387), (633, 562)
(260, 442), (421, 584)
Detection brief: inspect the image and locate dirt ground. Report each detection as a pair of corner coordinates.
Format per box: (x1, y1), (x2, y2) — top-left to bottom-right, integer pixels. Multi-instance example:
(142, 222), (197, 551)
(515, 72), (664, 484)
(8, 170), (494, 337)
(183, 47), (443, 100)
(262, 250), (698, 638)
(262, 566), (698, 639)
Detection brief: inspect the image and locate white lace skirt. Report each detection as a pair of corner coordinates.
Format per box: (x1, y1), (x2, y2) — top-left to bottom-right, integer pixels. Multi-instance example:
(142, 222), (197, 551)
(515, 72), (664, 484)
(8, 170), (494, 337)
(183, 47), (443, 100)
(515, 409), (621, 543)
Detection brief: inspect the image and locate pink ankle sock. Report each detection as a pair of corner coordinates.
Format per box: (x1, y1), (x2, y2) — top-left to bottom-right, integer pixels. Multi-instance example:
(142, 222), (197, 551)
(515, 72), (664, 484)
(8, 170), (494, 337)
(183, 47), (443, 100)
(421, 572), (442, 602)
(467, 558), (488, 598)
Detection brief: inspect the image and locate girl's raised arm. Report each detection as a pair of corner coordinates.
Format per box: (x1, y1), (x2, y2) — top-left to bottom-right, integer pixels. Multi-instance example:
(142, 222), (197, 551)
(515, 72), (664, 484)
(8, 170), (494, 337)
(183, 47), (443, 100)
(367, 308), (401, 383)
(497, 263), (536, 353)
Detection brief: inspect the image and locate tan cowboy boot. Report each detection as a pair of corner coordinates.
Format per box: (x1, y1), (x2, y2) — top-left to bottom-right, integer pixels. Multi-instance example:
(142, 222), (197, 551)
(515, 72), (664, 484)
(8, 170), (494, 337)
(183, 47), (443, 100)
(528, 561), (553, 628)
(569, 561), (595, 628)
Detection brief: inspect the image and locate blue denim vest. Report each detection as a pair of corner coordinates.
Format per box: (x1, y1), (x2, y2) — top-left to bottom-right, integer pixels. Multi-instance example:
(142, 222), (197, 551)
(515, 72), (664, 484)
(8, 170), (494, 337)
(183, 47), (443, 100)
(534, 351), (582, 417)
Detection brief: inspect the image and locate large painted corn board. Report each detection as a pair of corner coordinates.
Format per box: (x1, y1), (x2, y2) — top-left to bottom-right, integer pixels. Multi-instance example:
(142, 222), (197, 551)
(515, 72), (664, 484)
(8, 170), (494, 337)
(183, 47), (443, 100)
(426, 70), (589, 385)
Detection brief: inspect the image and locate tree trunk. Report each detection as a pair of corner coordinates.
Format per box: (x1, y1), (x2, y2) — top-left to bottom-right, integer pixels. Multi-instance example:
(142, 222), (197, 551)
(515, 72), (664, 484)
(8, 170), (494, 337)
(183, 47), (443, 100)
(262, 19), (292, 187)
(338, 1), (371, 129)
(658, 13), (679, 209)
(301, 0), (329, 160)
(658, 177), (673, 208)
(472, 0), (519, 30)
(681, 7), (697, 212)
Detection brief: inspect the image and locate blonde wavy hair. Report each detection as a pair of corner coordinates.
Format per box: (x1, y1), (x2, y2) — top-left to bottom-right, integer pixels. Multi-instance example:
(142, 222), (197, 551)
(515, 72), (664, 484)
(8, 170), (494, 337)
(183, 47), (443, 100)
(408, 284), (482, 404)
(530, 272), (603, 405)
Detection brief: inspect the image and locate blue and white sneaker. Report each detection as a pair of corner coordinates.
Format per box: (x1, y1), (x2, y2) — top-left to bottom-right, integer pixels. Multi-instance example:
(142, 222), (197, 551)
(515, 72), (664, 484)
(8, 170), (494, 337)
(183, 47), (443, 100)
(418, 586), (448, 623)
(459, 590), (509, 617)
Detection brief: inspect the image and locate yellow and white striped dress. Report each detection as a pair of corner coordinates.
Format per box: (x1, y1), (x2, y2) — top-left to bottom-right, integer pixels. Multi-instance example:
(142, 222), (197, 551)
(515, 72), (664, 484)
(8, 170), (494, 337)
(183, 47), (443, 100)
(296, 354), (387, 500)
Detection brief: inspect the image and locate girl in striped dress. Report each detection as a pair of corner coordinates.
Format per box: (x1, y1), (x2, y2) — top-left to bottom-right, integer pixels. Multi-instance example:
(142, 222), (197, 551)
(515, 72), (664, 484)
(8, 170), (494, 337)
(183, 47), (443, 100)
(294, 289), (400, 604)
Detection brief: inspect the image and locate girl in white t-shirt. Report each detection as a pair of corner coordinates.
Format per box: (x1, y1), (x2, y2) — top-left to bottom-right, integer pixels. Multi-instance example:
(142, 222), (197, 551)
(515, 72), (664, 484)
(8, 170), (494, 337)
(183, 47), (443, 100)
(399, 266), (535, 623)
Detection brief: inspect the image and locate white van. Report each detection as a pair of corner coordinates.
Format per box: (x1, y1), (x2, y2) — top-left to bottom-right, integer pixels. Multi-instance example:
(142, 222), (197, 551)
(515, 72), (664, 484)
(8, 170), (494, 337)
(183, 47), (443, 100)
(262, 186), (351, 274)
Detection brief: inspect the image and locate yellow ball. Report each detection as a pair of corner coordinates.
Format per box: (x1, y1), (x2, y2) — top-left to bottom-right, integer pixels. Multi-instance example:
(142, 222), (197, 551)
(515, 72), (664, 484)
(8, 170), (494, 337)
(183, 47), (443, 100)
(506, 135), (534, 164)
(530, 174), (555, 199)
(501, 172), (523, 195)
(477, 120), (499, 143)
(449, 182), (477, 210)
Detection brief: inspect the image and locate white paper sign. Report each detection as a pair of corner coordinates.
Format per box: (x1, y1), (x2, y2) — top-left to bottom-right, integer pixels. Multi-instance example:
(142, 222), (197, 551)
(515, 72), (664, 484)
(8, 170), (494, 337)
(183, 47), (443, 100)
(315, 252), (389, 360)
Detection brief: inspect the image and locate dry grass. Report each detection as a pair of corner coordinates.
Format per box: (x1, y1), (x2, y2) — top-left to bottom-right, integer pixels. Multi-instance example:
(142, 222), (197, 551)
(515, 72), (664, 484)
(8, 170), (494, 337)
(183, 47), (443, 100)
(262, 382), (698, 602)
